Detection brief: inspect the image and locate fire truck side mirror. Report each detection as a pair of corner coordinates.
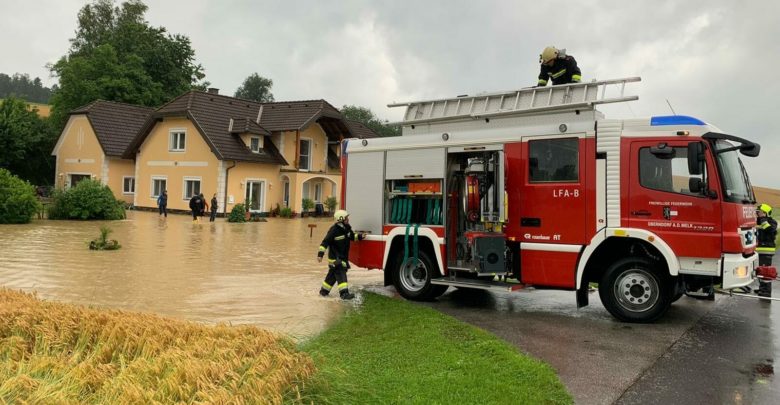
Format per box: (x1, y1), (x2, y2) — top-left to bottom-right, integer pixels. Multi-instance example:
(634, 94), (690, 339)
(689, 177), (703, 194)
(687, 142), (704, 175)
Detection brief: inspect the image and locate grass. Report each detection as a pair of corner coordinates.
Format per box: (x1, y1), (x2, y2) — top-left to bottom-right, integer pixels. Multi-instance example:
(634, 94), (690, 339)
(296, 292), (572, 405)
(0, 289), (314, 404)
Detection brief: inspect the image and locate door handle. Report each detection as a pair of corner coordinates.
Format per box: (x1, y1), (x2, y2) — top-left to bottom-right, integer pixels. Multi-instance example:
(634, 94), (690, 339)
(631, 210), (651, 217)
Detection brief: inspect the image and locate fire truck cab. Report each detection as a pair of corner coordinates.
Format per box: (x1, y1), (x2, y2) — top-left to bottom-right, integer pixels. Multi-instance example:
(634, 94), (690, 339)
(343, 77), (760, 322)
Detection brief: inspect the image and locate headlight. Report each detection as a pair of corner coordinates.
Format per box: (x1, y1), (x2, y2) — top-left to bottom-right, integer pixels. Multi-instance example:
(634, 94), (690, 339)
(733, 265), (749, 278)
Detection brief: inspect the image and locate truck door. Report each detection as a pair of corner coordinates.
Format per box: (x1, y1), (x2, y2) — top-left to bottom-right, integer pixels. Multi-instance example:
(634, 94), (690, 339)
(514, 136), (588, 288)
(627, 140), (722, 260)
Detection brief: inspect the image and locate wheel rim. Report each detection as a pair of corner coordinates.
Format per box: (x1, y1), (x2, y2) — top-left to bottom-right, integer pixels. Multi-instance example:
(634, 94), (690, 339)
(613, 267), (659, 313)
(400, 258), (428, 292)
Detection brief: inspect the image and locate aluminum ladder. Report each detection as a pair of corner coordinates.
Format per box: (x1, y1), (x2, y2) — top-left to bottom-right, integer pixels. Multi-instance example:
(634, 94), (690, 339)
(388, 77), (640, 126)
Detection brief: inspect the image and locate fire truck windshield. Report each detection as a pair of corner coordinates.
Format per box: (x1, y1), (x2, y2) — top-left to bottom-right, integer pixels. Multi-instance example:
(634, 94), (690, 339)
(712, 140), (756, 204)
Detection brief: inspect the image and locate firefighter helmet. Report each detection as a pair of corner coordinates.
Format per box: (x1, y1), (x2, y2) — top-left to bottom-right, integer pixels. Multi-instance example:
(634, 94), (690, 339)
(758, 203), (773, 216)
(334, 209), (349, 222)
(540, 46), (559, 64)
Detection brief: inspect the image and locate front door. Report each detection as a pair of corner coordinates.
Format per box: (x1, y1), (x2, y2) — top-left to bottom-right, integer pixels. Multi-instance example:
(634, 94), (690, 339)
(627, 140), (722, 259)
(245, 181), (264, 212)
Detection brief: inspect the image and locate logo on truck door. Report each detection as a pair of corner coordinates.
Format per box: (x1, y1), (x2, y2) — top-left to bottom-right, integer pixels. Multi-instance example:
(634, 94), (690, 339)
(552, 188), (580, 198)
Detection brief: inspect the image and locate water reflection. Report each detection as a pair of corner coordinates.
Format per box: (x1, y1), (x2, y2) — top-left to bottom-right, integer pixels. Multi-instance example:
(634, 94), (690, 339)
(0, 211), (383, 338)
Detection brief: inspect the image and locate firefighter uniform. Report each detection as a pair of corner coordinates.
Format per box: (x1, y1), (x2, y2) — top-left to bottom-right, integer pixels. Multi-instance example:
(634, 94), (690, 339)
(756, 203), (777, 297)
(538, 55), (582, 86)
(318, 219), (364, 299)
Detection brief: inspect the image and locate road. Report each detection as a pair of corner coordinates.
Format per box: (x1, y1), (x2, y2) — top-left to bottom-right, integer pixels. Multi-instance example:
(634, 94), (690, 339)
(411, 270), (779, 404)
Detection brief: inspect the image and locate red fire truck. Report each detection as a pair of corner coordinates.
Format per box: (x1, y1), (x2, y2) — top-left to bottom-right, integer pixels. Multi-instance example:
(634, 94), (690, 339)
(343, 77), (761, 322)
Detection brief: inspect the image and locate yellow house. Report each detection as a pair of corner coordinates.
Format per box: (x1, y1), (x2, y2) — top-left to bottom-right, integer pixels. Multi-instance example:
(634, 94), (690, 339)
(51, 101), (154, 204)
(124, 90), (375, 215)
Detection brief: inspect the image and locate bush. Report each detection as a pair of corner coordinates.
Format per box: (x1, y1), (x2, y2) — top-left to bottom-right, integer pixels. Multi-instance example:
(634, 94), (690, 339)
(302, 198), (314, 213)
(0, 168), (41, 224)
(47, 179), (125, 220)
(324, 196), (337, 213)
(228, 203), (247, 223)
(280, 207), (293, 218)
(89, 225), (120, 250)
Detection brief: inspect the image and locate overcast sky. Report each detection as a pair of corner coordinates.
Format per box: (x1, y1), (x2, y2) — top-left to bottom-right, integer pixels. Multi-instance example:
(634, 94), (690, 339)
(2, 0), (779, 188)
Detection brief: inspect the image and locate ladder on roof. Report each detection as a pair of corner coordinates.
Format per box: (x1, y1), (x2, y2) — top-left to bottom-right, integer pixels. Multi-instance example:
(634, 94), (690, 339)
(388, 77), (641, 126)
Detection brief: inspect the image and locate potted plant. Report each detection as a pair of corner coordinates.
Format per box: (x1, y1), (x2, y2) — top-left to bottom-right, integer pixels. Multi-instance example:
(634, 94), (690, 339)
(324, 196), (338, 215)
(301, 198), (314, 217)
(244, 198), (252, 221)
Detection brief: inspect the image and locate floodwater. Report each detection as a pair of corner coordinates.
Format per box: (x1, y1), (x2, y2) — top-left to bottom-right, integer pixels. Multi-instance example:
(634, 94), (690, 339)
(0, 211), (384, 338)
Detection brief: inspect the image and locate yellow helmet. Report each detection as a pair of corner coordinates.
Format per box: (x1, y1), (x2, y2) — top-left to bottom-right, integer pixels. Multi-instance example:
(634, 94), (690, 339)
(334, 209), (349, 222)
(540, 46), (559, 64)
(758, 203), (773, 216)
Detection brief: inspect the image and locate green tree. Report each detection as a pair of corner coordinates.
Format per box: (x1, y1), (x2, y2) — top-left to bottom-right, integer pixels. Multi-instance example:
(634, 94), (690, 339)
(0, 97), (56, 185)
(49, 0), (206, 128)
(234, 73), (275, 102)
(0, 73), (54, 103)
(0, 168), (41, 224)
(340, 105), (400, 137)
(48, 179), (125, 220)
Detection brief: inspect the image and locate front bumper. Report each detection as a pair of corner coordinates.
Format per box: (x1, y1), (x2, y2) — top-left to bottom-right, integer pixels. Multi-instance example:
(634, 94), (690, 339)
(721, 252), (759, 289)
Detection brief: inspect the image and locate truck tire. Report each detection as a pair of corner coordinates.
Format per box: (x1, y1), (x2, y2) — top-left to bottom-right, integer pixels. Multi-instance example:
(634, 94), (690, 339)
(392, 249), (448, 301)
(598, 257), (673, 323)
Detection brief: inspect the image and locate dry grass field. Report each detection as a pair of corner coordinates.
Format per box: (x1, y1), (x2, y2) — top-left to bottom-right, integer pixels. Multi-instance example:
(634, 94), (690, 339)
(0, 289), (314, 404)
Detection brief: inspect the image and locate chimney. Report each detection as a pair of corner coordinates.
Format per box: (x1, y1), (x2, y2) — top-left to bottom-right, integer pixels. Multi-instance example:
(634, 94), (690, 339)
(207, 88), (219, 95)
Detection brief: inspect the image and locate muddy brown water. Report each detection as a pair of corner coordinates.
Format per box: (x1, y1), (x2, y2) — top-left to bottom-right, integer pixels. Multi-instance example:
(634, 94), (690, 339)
(0, 211), (384, 338)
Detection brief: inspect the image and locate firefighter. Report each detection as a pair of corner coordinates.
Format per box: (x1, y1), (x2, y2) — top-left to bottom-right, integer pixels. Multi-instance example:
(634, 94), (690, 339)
(756, 203), (777, 297)
(537, 46), (582, 87)
(317, 209), (365, 300)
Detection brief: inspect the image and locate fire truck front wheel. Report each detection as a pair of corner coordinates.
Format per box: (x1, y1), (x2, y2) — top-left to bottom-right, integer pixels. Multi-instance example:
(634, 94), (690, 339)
(393, 249), (448, 301)
(598, 257), (673, 323)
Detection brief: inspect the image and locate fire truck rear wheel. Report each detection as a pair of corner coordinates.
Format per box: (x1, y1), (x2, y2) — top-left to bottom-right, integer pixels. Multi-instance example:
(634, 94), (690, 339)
(393, 249), (448, 301)
(598, 257), (673, 323)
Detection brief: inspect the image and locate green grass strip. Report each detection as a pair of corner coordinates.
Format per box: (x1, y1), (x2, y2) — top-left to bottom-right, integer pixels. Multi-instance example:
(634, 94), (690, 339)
(295, 293), (572, 404)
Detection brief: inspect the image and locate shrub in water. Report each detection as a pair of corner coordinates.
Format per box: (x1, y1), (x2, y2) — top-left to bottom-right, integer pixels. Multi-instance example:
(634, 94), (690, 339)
(48, 179), (125, 220)
(0, 168), (41, 224)
(89, 225), (120, 250)
(228, 203), (247, 222)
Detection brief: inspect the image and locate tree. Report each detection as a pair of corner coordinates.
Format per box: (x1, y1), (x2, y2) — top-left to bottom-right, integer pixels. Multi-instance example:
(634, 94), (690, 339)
(234, 73), (274, 102)
(0, 73), (54, 103)
(49, 0), (206, 128)
(0, 168), (41, 224)
(340, 105), (401, 137)
(0, 97), (56, 185)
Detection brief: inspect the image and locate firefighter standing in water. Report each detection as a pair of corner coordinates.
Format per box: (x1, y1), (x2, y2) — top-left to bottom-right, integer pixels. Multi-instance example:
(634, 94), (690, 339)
(756, 203), (777, 297)
(537, 46), (582, 87)
(318, 210), (365, 300)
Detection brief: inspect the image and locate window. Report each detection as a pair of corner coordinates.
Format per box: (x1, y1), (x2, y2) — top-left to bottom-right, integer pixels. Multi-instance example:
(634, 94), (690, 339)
(529, 138), (579, 182)
(184, 178), (201, 199)
(283, 181), (290, 207)
(123, 177), (135, 194)
(169, 130), (186, 152)
(151, 177), (167, 198)
(250, 137), (261, 153)
(314, 183), (322, 202)
(639, 146), (706, 197)
(299, 139), (311, 170)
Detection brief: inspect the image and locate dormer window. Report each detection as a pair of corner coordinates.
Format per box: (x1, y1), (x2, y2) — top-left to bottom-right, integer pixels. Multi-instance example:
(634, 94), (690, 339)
(250, 137), (262, 153)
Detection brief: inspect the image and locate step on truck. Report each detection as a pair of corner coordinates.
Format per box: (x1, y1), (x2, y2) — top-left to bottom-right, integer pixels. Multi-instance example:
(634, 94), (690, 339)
(342, 77), (761, 322)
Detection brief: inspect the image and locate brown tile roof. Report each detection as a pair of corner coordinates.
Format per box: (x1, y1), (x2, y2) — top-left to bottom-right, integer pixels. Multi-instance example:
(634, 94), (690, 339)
(345, 119), (381, 139)
(126, 91), (356, 163)
(70, 100), (154, 157)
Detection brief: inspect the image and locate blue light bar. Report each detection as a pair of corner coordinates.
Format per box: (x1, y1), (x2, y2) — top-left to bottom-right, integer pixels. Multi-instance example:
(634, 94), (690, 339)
(650, 115), (706, 126)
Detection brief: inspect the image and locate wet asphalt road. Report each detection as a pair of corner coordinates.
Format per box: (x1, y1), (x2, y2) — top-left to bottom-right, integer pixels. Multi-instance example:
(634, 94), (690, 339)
(412, 261), (780, 404)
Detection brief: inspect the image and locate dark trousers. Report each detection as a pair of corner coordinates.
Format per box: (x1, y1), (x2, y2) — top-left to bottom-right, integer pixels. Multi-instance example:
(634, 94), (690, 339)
(323, 262), (348, 292)
(210, 208), (217, 222)
(759, 253), (773, 297)
(158, 204), (167, 217)
(192, 210), (198, 220)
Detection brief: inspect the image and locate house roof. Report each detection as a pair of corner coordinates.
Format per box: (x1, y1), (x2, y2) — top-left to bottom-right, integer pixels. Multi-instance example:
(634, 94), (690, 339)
(69, 100), (154, 157)
(345, 119), (381, 139)
(126, 91), (355, 163)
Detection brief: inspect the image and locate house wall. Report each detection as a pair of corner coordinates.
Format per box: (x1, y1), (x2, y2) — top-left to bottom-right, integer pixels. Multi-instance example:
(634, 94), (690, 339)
(223, 162), (282, 214)
(53, 115), (104, 189)
(279, 124), (330, 172)
(106, 158), (137, 204)
(134, 117), (220, 212)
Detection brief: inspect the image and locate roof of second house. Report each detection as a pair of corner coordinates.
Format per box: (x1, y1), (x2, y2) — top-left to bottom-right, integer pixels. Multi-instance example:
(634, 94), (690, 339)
(69, 100), (154, 157)
(345, 120), (381, 139)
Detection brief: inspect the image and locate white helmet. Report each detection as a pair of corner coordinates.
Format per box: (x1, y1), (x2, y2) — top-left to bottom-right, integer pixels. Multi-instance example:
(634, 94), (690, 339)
(334, 209), (349, 222)
(540, 46), (559, 64)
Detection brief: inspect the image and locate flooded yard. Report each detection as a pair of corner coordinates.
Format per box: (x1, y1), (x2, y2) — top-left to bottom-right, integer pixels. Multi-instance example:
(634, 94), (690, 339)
(0, 211), (384, 338)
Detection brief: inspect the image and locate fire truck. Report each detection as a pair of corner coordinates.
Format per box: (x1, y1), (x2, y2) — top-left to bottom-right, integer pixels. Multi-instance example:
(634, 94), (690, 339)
(342, 77), (761, 322)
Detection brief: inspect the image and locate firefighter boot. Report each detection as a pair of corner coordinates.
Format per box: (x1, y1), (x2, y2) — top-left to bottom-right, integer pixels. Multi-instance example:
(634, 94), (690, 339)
(758, 281), (772, 298)
(340, 289), (355, 300)
(319, 287), (330, 297)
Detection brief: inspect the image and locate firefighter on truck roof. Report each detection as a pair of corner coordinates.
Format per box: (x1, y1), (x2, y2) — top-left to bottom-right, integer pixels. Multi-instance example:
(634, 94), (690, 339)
(317, 210), (365, 300)
(537, 46), (582, 87)
(756, 203), (777, 297)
